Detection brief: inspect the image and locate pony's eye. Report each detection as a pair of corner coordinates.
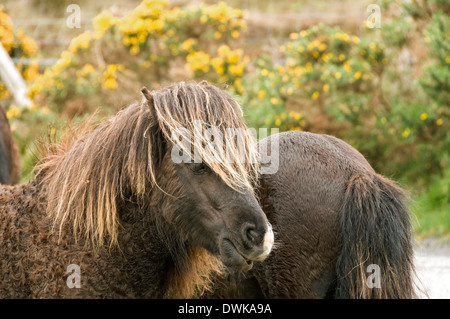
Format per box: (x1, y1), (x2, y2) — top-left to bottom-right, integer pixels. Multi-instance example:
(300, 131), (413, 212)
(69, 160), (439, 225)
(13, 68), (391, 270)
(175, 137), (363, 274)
(189, 162), (208, 174)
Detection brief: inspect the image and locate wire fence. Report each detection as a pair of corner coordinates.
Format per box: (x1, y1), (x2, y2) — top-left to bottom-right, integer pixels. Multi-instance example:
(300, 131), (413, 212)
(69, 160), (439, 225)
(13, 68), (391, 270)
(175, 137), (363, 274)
(10, 6), (366, 66)
(11, 16), (91, 65)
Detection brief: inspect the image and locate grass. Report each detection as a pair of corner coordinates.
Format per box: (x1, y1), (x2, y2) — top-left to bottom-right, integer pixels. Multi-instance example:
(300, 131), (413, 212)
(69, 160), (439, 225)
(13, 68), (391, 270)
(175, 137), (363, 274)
(410, 167), (450, 239)
(412, 194), (450, 240)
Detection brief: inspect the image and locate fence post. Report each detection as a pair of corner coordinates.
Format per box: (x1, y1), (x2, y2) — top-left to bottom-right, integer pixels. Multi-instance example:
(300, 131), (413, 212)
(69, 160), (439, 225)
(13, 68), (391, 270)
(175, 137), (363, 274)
(0, 42), (32, 108)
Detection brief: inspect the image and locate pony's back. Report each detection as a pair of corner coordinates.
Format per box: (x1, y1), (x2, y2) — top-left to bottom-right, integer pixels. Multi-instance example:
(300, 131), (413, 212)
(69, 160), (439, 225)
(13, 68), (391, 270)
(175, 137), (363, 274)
(256, 131), (416, 298)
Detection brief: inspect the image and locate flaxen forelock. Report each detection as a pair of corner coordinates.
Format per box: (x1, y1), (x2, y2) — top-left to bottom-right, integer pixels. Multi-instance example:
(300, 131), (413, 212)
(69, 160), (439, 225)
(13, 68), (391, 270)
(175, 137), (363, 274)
(146, 81), (260, 192)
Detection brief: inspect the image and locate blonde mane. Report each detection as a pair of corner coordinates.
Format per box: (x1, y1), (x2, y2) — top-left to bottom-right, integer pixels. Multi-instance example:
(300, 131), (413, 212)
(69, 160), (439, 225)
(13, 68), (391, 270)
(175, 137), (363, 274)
(37, 81), (260, 248)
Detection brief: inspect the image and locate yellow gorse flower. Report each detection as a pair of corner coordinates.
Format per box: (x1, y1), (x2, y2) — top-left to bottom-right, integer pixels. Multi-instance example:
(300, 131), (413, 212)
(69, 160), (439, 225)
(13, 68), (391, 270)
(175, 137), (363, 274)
(69, 31), (94, 53)
(217, 44), (231, 57)
(93, 12), (118, 36)
(312, 91), (320, 99)
(334, 32), (349, 42)
(24, 63), (40, 82)
(76, 63), (95, 78)
(257, 90), (266, 99)
(402, 128), (411, 138)
(102, 78), (118, 90)
(289, 111), (302, 121)
(344, 62), (352, 72)
(229, 64), (244, 76)
(181, 38), (197, 52)
(99, 64), (123, 90)
(231, 30), (240, 38)
(6, 105), (21, 119)
(186, 51), (211, 73)
(130, 45), (140, 55)
(274, 118), (282, 126)
(0, 8), (15, 52)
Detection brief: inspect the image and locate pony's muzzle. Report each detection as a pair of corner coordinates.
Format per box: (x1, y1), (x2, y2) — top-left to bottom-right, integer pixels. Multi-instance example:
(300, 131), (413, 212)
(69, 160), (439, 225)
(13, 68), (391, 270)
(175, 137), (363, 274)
(243, 223), (274, 261)
(219, 222), (274, 271)
(261, 224), (275, 258)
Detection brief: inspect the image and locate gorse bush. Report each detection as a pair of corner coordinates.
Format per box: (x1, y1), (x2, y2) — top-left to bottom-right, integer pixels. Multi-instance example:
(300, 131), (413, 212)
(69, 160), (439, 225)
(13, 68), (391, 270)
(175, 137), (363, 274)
(0, 6), (39, 102)
(27, 0), (247, 115)
(238, 24), (388, 135)
(231, 1), (449, 188)
(3, 1), (250, 180)
(379, 1), (450, 184)
(186, 44), (248, 94)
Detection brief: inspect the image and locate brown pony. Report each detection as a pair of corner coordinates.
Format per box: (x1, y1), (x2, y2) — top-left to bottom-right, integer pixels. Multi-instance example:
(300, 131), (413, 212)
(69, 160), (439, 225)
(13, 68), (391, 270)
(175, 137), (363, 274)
(207, 131), (419, 299)
(0, 107), (20, 185)
(0, 81), (274, 298)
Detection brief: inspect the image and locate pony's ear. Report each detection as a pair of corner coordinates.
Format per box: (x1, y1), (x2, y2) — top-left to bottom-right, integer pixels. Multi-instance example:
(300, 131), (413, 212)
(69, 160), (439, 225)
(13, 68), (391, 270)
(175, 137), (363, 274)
(141, 86), (166, 168)
(141, 86), (160, 124)
(141, 86), (152, 99)
(141, 87), (154, 107)
(141, 86), (160, 127)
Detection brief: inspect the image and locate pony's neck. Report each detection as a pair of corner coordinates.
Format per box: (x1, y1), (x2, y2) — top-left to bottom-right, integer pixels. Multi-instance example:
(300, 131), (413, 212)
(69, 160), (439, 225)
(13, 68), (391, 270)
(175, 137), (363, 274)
(97, 198), (173, 298)
(112, 197), (222, 298)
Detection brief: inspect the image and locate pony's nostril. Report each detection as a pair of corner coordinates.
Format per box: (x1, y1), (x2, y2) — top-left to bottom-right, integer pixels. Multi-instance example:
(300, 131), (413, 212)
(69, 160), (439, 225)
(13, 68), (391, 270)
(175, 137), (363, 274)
(246, 227), (259, 245)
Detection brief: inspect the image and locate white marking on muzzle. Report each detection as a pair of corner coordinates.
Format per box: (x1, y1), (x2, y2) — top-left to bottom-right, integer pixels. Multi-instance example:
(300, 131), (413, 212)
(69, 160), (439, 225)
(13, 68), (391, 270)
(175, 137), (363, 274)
(262, 224), (274, 257)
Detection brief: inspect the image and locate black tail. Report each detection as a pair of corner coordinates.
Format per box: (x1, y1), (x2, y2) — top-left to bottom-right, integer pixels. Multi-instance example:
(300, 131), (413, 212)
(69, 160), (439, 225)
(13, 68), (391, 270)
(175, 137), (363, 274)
(335, 173), (418, 298)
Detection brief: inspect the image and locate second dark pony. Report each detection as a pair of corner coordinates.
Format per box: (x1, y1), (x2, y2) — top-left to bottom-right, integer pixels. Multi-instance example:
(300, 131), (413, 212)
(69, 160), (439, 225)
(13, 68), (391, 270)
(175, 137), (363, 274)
(208, 130), (418, 299)
(0, 107), (19, 185)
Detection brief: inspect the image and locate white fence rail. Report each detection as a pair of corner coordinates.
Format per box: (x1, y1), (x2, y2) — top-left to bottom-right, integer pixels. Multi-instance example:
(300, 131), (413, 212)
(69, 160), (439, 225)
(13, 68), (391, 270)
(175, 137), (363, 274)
(0, 42), (32, 108)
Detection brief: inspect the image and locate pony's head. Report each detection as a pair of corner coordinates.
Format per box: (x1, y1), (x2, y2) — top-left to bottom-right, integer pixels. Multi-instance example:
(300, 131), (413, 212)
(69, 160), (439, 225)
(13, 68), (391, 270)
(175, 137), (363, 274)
(40, 81), (273, 272)
(141, 81), (274, 271)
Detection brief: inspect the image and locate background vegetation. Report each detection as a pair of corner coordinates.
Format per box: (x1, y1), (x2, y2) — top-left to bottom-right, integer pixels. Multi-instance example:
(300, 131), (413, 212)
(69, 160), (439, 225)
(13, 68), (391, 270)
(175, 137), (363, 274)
(0, 0), (449, 238)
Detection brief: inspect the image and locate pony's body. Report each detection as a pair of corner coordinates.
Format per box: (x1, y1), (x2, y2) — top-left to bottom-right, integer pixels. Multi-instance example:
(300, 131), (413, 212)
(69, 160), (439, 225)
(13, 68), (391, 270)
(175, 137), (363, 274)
(208, 131), (417, 299)
(0, 174), (213, 298)
(0, 178), (113, 298)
